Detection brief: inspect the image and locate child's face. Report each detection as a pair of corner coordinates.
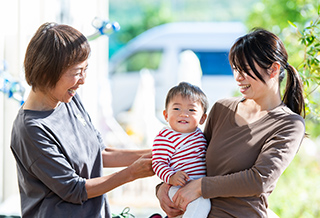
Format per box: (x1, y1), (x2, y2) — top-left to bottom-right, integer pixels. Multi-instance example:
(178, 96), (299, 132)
(163, 94), (207, 133)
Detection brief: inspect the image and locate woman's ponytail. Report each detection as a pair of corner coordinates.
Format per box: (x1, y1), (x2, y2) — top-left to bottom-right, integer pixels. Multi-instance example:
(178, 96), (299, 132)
(282, 64), (305, 118)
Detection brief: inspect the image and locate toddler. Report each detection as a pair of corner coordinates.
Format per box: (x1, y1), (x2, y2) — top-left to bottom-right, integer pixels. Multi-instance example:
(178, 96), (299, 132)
(152, 82), (211, 218)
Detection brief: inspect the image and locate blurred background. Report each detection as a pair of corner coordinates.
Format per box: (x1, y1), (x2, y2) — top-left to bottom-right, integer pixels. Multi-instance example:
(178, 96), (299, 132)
(0, 0), (320, 217)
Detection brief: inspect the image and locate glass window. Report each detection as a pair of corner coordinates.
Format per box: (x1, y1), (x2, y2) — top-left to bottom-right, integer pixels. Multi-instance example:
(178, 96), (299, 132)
(193, 51), (233, 76)
(114, 50), (163, 74)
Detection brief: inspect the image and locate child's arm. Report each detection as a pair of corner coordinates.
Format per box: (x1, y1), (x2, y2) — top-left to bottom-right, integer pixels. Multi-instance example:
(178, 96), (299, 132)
(169, 171), (189, 186)
(152, 135), (176, 184)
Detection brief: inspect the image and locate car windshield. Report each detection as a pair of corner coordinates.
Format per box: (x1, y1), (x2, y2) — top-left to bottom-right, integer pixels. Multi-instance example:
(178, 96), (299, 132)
(193, 51), (232, 76)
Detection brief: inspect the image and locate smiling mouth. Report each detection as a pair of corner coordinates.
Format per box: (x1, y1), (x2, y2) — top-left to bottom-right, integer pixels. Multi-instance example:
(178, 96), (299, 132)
(178, 120), (188, 124)
(240, 84), (251, 89)
(68, 89), (76, 95)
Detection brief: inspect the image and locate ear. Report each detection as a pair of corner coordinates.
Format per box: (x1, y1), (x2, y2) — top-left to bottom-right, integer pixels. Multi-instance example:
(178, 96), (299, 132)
(199, 113), (207, 125)
(269, 62), (281, 79)
(163, 110), (168, 122)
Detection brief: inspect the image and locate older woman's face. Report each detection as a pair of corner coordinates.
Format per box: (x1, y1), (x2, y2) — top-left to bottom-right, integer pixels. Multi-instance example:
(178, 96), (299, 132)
(47, 60), (88, 105)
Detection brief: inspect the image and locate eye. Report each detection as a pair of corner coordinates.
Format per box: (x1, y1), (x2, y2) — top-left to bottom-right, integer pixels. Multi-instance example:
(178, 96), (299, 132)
(74, 70), (82, 76)
(74, 68), (87, 77)
(173, 107), (180, 111)
(189, 109), (196, 112)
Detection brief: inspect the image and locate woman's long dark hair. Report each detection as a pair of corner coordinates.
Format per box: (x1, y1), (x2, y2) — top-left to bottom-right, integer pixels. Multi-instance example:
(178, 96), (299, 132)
(229, 28), (305, 117)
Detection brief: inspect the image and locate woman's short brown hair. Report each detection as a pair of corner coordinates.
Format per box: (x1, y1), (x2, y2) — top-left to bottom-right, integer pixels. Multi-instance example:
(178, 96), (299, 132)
(24, 22), (91, 92)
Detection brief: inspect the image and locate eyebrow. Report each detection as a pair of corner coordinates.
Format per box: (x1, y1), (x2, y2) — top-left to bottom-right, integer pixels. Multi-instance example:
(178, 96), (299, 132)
(172, 103), (182, 106)
(73, 63), (88, 69)
(172, 102), (198, 107)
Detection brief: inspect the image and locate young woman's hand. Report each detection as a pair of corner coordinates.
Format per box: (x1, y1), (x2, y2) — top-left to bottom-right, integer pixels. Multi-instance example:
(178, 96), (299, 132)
(172, 178), (203, 211)
(157, 183), (184, 217)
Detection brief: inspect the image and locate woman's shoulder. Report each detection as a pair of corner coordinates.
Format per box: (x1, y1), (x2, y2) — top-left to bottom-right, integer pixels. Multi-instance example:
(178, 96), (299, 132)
(267, 104), (305, 135)
(216, 96), (242, 104)
(14, 96), (80, 136)
(14, 107), (49, 130)
(213, 96), (243, 110)
(273, 104), (305, 124)
(206, 97), (242, 121)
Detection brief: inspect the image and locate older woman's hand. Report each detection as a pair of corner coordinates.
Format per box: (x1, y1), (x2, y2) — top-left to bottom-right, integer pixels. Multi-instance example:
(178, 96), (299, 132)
(128, 154), (155, 180)
(172, 178), (203, 211)
(157, 183), (184, 217)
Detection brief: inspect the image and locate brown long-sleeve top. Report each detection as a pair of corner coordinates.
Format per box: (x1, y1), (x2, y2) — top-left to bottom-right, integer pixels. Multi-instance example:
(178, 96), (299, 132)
(202, 97), (305, 217)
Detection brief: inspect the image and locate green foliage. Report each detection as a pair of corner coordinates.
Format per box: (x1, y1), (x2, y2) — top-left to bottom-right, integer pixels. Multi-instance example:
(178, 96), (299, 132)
(115, 3), (173, 44)
(165, 0), (259, 22)
(290, 12), (320, 139)
(245, 0), (319, 68)
(108, 1), (173, 57)
(108, 0), (260, 57)
(246, 0), (317, 34)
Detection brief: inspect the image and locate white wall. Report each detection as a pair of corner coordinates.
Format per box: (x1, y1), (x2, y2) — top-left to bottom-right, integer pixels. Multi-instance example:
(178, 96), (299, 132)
(0, 0), (109, 205)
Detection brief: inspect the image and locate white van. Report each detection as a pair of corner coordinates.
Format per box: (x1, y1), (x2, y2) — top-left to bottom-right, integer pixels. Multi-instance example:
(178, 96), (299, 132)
(108, 22), (246, 120)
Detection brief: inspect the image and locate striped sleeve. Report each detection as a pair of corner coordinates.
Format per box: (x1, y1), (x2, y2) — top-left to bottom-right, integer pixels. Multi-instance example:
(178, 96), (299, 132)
(152, 128), (177, 184)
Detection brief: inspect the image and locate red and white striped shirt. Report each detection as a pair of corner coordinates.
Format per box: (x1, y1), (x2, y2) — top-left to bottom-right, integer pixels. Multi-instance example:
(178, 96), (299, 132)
(152, 127), (207, 184)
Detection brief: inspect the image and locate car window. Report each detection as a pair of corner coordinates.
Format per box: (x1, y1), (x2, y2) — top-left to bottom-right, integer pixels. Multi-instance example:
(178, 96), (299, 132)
(193, 51), (233, 76)
(114, 50), (163, 74)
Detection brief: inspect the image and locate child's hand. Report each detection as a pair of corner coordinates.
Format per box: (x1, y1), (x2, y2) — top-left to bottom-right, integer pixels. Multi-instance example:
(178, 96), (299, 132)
(169, 171), (189, 186)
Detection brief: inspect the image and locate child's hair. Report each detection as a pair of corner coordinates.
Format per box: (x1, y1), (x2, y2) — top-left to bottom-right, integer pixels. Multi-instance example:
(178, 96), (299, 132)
(165, 82), (209, 114)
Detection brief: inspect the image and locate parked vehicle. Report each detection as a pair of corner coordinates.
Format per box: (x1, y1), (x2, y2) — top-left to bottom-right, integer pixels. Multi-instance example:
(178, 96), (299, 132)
(108, 22), (246, 121)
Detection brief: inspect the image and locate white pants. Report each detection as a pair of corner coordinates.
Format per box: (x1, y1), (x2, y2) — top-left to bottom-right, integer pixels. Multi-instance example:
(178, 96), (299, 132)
(168, 186), (211, 218)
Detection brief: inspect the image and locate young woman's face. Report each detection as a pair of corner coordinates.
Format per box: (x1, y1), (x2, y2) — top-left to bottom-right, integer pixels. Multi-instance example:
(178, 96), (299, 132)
(163, 94), (207, 133)
(233, 63), (274, 101)
(47, 60), (88, 105)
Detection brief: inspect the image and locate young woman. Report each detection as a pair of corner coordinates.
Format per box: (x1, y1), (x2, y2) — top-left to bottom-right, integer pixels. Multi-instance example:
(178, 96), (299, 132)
(156, 28), (305, 217)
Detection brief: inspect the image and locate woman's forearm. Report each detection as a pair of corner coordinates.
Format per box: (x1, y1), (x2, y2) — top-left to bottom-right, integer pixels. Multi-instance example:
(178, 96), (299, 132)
(102, 147), (151, 167)
(85, 166), (134, 199)
(86, 153), (154, 198)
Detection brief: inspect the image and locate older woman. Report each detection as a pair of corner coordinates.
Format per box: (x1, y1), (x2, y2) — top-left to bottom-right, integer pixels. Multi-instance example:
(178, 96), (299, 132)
(10, 22), (154, 218)
(156, 28), (305, 217)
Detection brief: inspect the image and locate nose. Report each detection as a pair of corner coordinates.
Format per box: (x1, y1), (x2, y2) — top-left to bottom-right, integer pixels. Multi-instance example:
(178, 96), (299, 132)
(180, 110), (189, 117)
(234, 70), (244, 81)
(79, 78), (85, 84)
(78, 72), (86, 84)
